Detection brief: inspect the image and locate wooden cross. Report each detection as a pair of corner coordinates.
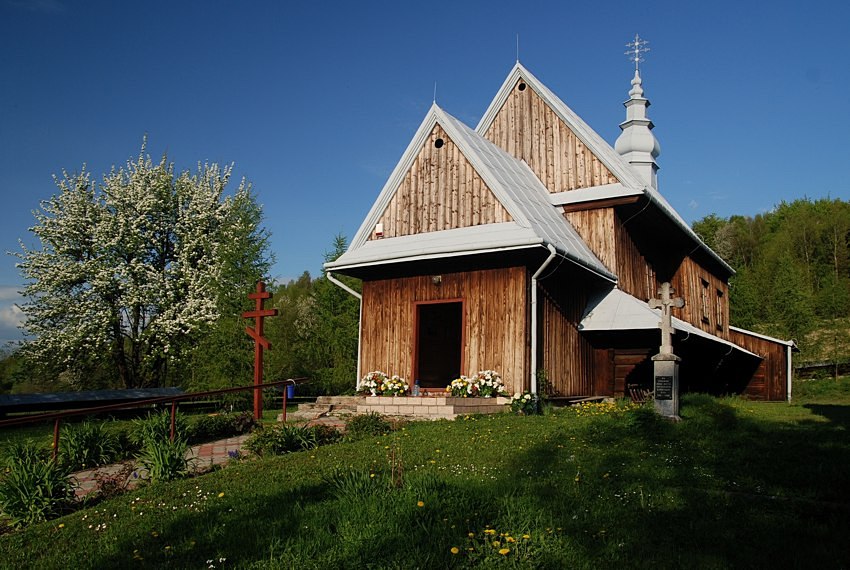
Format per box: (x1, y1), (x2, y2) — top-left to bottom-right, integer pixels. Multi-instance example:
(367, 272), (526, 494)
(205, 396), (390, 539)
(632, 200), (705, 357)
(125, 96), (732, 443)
(243, 281), (278, 420)
(649, 282), (684, 356)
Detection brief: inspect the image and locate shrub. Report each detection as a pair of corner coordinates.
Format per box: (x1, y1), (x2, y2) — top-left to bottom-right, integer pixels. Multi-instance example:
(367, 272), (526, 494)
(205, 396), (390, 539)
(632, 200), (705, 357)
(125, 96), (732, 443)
(244, 424), (320, 457)
(187, 411), (257, 443)
(131, 410), (188, 448)
(345, 412), (392, 439)
(92, 462), (135, 501)
(510, 392), (538, 415)
(243, 423), (341, 457)
(136, 436), (190, 483)
(60, 421), (118, 471)
(0, 442), (75, 528)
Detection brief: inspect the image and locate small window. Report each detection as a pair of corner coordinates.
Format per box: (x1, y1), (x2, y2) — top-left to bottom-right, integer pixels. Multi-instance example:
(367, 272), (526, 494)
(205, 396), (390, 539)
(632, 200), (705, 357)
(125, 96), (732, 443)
(700, 278), (710, 324)
(716, 289), (724, 330)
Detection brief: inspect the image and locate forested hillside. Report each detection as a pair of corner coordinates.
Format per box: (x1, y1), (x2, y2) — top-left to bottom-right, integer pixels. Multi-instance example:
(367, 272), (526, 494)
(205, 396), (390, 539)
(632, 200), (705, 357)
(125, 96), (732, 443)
(693, 198), (850, 363)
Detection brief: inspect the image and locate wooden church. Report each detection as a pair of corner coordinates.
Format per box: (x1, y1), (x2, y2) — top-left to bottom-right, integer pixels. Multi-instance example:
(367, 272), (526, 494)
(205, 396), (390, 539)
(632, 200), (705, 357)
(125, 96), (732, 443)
(325, 60), (795, 401)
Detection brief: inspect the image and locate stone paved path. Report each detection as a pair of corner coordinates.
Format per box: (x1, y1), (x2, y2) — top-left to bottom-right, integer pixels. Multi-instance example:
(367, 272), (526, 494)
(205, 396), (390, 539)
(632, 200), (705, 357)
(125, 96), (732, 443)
(72, 434), (251, 499)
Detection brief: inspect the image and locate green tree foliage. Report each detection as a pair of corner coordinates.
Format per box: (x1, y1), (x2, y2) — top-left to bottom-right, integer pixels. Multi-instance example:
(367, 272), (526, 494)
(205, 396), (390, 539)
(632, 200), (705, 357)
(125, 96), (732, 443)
(15, 142), (271, 390)
(694, 198), (850, 350)
(265, 235), (361, 395)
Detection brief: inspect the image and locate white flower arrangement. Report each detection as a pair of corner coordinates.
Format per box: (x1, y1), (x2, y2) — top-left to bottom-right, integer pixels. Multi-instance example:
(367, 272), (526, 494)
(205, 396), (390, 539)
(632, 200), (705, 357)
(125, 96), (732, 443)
(510, 391), (537, 415)
(357, 371), (409, 396)
(445, 370), (508, 398)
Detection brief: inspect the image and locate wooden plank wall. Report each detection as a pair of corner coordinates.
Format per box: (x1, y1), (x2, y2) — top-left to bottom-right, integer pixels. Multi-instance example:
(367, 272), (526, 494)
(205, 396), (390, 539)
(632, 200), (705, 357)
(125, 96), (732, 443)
(671, 256), (730, 339)
(540, 290), (594, 396)
(371, 125), (512, 240)
(563, 209), (617, 272)
(614, 215), (656, 302)
(484, 80), (619, 193)
(728, 329), (789, 401)
(360, 268), (528, 394)
(564, 208), (656, 301)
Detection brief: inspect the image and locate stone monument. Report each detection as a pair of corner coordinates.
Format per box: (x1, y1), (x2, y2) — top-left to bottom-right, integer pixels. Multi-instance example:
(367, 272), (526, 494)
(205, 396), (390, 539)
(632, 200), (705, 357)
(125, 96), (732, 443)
(649, 282), (684, 419)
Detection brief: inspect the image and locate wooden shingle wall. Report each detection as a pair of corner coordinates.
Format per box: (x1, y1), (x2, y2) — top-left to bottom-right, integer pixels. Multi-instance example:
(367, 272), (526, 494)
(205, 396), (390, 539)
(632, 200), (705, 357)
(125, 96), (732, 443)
(564, 207), (656, 301)
(671, 256), (730, 339)
(540, 289), (595, 396)
(370, 125), (512, 240)
(484, 80), (619, 192)
(728, 329), (789, 401)
(360, 268), (529, 394)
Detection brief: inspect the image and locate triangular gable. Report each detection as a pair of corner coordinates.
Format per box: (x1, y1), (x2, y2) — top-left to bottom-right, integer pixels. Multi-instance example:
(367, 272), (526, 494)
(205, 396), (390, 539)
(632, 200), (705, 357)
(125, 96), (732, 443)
(337, 104), (614, 280)
(369, 123), (512, 240)
(477, 63), (644, 192)
(476, 63), (735, 276)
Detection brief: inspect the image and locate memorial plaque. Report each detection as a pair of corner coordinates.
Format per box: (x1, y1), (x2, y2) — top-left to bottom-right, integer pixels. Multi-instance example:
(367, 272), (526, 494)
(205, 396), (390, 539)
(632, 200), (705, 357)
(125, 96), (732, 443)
(655, 375), (673, 400)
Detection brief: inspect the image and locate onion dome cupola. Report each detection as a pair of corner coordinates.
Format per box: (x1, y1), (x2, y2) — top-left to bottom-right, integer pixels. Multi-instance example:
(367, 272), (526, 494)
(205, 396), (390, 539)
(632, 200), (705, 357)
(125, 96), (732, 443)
(615, 35), (661, 190)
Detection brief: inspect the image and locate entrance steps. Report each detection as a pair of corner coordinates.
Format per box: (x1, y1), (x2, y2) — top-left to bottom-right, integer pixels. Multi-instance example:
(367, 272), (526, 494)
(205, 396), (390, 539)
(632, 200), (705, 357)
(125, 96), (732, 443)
(283, 396), (365, 423)
(282, 395), (511, 423)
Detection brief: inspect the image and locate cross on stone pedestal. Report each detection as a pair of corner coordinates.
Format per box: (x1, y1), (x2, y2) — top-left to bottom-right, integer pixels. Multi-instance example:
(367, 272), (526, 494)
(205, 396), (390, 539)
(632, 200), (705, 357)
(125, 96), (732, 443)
(649, 282), (684, 420)
(648, 281), (685, 357)
(243, 281), (278, 420)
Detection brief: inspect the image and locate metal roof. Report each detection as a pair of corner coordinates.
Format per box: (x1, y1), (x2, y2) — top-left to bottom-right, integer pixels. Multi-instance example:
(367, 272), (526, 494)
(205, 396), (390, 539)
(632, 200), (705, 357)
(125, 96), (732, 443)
(476, 62), (734, 276)
(327, 104), (615, 280)
(580, 288), (759, 358)
(548, 183), (642, 207)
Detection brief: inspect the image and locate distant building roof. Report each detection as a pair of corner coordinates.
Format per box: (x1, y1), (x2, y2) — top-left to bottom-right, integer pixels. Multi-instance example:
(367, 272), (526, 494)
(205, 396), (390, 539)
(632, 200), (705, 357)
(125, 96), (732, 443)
(0, 387), (184, 412)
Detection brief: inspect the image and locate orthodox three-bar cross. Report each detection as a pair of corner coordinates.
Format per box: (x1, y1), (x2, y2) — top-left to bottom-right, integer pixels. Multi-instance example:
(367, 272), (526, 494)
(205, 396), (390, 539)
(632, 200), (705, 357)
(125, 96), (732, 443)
(243, 281), (278, 420)
(649, 282), (684, 356)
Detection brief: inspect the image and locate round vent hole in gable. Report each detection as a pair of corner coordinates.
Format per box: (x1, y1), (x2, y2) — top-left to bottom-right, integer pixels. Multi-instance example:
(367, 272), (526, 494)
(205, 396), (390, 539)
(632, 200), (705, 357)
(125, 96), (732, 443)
(434, 138), (444, 148)
(518, 82), (527, 91)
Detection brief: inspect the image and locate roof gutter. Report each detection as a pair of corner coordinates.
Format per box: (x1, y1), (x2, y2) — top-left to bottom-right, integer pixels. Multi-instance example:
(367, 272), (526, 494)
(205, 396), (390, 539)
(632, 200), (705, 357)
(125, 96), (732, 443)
(530, 244), (557, 395)
(326, 272), (363, 382)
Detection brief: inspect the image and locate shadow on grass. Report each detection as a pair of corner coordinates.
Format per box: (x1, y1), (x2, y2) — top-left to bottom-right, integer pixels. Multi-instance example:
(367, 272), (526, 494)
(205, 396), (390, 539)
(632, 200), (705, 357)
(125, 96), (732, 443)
(804, 403), (850, 428)
(504, 397), (850, 568)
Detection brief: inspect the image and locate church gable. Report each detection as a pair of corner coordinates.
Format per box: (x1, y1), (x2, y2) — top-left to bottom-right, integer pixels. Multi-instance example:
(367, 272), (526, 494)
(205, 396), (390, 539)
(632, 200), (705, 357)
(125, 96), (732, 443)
(369, 124), (512, 240)
(483, 78), (619, 193)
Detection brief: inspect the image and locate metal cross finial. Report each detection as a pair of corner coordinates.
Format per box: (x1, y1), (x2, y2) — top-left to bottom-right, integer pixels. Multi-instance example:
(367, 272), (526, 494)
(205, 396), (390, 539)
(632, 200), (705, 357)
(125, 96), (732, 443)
(625, 33), (650, 72)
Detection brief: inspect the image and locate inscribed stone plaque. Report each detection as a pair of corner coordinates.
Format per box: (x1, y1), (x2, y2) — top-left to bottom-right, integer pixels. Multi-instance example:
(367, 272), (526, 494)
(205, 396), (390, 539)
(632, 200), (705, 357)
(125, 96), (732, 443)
(655, 376), (673, 400)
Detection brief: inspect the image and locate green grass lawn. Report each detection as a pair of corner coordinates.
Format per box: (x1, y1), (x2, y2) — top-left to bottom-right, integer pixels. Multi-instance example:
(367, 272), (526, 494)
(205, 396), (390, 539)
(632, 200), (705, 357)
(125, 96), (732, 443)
(2, 382), (849, 569)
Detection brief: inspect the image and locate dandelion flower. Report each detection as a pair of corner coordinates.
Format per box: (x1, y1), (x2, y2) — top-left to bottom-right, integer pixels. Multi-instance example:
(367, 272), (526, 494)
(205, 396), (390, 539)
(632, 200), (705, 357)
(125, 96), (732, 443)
(499, 548), (510, 555)
(468, 532), (475, 538)
(450, 547), (459, 555)
(58, 523), (65, 529)
(417, 501), (425, 508)
(217, 492), (225, 498)
(522, 534), (531, 539)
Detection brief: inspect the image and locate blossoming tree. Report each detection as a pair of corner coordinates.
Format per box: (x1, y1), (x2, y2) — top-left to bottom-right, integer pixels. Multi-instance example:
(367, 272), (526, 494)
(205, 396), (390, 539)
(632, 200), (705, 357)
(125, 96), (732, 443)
(15, 142), (270, 389)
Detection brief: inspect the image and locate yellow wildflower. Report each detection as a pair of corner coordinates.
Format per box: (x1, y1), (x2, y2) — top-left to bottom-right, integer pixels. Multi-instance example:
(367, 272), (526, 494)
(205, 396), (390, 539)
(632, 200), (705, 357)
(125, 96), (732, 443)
(499, 548), (510, 555)
(217, 492), (225, 498)
(450, 547), (459, 555)
(417, 501), (425, 508)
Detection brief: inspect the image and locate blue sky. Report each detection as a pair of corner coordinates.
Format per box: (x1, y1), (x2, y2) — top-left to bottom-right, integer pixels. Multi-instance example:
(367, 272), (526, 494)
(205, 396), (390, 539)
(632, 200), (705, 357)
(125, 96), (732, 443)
(1, 0), (848, 345)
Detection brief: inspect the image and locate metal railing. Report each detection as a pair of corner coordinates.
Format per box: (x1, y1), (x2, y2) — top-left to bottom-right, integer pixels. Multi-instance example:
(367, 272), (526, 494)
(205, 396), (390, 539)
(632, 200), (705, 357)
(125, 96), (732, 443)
(0, 378), (309, 459)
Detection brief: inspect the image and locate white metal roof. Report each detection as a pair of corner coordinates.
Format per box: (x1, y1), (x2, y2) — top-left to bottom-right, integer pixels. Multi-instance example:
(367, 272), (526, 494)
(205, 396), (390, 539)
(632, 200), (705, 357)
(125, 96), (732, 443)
(729, 325), (796, 348)
(476, 62), (734, 276)
(549, 183), (641, 207)
(580, 288), (759, 358)
(327, 104), (615, 280)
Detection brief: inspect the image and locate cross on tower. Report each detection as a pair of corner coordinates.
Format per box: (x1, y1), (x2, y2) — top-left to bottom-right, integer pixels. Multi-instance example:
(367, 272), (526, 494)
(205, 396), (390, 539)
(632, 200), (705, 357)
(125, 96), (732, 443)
(625, 33), (650, 72)
(649, 282), (684, 356)
(243, 281), (278, 420)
